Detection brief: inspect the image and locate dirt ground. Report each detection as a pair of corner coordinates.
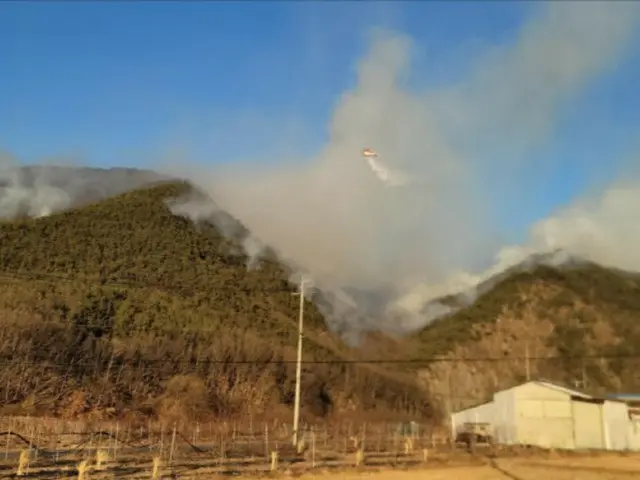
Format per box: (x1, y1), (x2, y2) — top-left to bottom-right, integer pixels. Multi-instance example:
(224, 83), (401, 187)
(2, 445), (640, 479)
(1, 454), (640, 479)
(233, 454), (640, 480)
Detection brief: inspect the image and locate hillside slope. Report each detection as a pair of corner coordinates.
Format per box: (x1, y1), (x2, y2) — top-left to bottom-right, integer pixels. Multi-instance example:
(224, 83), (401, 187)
(416, 262), (640, 413)
(0, 181), (430, 422)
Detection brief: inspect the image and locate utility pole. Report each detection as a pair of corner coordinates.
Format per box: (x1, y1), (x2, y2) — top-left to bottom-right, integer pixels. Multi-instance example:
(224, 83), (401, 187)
(292, 277), (307, 447)
(525, 344), (531, 382)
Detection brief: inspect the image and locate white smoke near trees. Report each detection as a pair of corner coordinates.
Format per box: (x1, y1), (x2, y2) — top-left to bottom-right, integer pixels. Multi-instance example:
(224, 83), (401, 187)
(0, 151), (167, 219)
(168, 2), (640, 335)
(0, 153), (74, 218)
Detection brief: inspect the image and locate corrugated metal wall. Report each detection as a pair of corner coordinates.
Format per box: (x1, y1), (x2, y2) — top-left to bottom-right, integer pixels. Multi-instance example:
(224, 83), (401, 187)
(494, 389), (517, 444)
(572, 400), (604, 449)
(450, 382), (640, 451)
(513, 383), (574, 449)
(602, 401), (629, 450)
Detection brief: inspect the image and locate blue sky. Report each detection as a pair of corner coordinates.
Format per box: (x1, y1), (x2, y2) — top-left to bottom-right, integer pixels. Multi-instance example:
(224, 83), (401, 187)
(2, 1), (639, 241)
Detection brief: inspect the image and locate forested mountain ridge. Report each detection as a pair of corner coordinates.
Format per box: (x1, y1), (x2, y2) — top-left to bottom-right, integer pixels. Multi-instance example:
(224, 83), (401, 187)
(2, 169), (640, 424)
(0, 180), (430, 422)
(417, 261), (640, 412)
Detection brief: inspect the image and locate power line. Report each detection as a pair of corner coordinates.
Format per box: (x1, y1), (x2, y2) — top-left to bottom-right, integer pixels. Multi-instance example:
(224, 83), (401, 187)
(1, 353), (640, 370)
(0, 269), (298, 295)
(1, 270), (639, 367)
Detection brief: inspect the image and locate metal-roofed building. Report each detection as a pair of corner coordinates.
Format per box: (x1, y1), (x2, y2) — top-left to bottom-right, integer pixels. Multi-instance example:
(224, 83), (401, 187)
(451, 380), (640, 451)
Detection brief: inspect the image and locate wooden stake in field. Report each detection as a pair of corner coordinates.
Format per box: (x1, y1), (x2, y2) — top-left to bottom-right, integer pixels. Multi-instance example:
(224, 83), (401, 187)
(160, 424), (165, 459)
(218, 437), (225, 468)
(33, 423), (40, 461)
(27, 425), (34, 460)
(5, 419), (11, 460)
(362, 423), (367, 454)
(311, 427), (316, 468)
(55, 421), (61, 463)
(393, 430), (399, 465)
(264, 424), (269, 462)
(169, 423), (177, 467)
(323, 423), (328, 449)
(152, 456), (162, 479)
(113, 422), (120, 461)
(96, 449), (109, 470)
(195, 421), (200, 446)
(16, 449), (29, 477)
(77, 458), (90, 480)
(404, 436), (414, 455)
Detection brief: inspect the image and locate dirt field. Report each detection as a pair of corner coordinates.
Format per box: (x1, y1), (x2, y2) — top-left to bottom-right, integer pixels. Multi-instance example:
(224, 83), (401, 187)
(1, 416), (640, 479)
(235, 455), (640, 480)
(1, 451), (640, 479)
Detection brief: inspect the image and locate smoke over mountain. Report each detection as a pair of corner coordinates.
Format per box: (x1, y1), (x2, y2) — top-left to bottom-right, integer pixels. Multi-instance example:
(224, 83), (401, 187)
(169, 3), (640, 335)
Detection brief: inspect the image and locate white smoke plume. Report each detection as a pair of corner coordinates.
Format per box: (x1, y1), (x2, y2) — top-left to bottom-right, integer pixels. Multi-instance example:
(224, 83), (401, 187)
(168, 2), (640, 335)
(0, 153), (73, 218)
(0, 151), (168, 220)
